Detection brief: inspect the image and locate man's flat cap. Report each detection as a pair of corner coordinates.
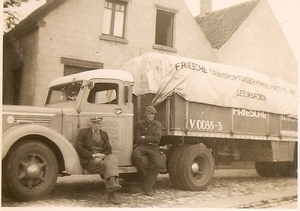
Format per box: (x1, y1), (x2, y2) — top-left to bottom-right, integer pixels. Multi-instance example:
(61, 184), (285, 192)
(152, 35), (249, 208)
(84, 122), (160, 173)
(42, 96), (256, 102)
(146, 106), (157, 114)
(91, 116), (103, 122)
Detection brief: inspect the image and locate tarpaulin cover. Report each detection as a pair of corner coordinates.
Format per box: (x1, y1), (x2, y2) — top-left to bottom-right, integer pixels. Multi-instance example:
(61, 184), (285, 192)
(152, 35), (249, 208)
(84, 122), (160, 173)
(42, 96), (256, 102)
(121, 53), (297, 116)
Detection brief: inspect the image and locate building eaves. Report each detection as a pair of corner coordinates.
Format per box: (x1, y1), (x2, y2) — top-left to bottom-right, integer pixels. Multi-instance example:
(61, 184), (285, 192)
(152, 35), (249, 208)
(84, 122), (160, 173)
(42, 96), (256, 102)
(196, 0), (260, 49)
(8, 0), (69, 38)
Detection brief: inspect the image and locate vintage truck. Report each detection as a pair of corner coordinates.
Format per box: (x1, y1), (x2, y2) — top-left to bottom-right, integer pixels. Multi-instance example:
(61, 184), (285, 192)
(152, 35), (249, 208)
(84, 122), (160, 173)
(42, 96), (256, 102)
(2, 53), (298, 201)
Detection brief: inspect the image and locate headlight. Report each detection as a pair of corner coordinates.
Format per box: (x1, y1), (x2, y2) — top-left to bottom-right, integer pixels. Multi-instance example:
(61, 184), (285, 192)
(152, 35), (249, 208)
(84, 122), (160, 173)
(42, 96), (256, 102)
(7, 116), (15, 124)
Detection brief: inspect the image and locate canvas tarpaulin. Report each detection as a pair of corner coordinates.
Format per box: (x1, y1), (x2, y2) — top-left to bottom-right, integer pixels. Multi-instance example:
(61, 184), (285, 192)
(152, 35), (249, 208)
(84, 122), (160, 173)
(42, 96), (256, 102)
(121, 53), (297, 116)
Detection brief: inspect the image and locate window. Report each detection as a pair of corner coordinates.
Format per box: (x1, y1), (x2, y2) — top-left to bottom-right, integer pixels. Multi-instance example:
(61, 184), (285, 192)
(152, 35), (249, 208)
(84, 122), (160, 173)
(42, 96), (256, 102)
(102, 0), (126, 37)
(155, 10), (175, 47)
(88, 83), (119, 105)
(46, 81), (83, 104)
(61, 57), (103, 76)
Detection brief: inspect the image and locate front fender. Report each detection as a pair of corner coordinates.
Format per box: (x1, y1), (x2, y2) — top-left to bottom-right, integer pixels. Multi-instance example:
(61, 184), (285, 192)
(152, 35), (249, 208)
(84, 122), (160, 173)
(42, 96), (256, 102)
(2, 124), (83, 174)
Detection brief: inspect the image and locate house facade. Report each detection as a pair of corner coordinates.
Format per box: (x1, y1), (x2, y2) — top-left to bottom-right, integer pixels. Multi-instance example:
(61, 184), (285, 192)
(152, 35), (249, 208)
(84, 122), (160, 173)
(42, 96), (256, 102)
(4, 0), (218, 106)
(3, 0), (297, 107)
(197, 0), (297, 85)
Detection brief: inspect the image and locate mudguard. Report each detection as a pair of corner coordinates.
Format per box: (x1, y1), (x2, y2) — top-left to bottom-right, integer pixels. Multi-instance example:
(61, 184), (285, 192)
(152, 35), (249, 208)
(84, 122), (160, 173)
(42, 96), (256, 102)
(2, 124), (83, 174)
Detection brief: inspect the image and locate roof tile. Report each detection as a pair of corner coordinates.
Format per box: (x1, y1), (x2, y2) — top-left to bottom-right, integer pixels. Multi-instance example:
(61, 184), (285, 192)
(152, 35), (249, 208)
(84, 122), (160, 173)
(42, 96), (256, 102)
(196, 0), (260, 49)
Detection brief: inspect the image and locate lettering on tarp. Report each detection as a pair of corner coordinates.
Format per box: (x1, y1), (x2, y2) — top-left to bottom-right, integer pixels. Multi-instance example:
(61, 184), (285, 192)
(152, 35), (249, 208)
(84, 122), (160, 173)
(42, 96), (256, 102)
(175, 62), (208, 73)
(232, 108), (267, 119)
(209, 69), (290, 94)
(236, 89), (266, 101)
(174, 61), (296, 106)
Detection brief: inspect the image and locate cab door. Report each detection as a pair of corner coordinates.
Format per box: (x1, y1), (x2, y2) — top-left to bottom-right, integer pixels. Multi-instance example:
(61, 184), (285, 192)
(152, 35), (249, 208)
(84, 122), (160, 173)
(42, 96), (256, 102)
(78, 79), (134, 166)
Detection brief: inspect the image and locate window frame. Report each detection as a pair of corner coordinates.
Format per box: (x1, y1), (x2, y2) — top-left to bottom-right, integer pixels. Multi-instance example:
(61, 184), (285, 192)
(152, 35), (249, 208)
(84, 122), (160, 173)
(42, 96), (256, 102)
(153, 5), (178, 52)
(87, 82), (119, 105)
(102, 0), (127, 38)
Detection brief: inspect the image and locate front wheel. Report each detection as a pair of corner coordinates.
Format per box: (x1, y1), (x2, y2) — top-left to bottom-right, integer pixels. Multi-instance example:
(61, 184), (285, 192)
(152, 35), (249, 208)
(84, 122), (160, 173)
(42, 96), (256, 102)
(3, 140), (58, 201)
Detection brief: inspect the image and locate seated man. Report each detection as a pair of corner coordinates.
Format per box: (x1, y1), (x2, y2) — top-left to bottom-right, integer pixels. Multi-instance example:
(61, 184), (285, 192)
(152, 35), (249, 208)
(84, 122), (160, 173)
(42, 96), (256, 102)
(132, 106), (163, 196)
(76, 116), (122, 205)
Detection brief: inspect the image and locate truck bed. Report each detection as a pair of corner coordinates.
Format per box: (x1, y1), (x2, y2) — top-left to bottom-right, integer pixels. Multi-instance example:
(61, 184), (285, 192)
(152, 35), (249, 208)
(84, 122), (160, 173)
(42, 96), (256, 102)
(134, 93), (297, 142)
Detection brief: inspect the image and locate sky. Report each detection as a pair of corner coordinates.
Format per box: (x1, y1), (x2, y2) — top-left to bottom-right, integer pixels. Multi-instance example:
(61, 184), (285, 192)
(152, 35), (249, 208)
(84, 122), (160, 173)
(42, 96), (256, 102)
(18, 0), (300, 65)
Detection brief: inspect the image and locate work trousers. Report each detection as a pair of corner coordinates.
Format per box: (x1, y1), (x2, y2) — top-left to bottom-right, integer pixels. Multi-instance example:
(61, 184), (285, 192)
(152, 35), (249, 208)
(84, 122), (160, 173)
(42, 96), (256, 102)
(132, 144), (162, 192)
(83, 154), (119, 193)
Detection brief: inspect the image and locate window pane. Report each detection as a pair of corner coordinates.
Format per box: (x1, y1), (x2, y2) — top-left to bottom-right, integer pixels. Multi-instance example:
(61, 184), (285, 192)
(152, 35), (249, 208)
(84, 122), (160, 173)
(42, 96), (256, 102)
(88, 83), (119, 104)
(103, 1), (126, 37)
(107, 2), (113, 9)
(155, 10), (174, 47)
(114, 11), (124, 37)
(103, 8), (112, 34)
(46, 81), (82, 104)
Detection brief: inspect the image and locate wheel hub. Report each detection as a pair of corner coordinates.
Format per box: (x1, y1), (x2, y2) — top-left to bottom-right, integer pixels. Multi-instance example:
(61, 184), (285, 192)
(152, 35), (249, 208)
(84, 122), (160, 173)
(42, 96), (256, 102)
(27, 165), (41, 178)
(191, 162), (200, 173)
(17, 155), (46, 188)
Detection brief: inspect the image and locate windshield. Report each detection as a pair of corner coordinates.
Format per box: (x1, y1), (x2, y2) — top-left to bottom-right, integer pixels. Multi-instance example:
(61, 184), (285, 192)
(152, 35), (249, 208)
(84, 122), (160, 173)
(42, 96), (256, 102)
(46, 81), (83, 105)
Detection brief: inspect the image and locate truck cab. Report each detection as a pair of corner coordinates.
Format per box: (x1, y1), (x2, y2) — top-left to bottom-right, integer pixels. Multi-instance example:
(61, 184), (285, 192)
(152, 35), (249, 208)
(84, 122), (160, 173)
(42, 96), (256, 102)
(2, 69), (136, 201)
(45, 69), (135, 168)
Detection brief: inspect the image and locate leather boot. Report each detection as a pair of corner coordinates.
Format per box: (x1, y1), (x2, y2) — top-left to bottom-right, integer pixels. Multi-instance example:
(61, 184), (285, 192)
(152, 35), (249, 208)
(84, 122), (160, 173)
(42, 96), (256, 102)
(107, 192), (122, 205)
(107, 176), (122, 192)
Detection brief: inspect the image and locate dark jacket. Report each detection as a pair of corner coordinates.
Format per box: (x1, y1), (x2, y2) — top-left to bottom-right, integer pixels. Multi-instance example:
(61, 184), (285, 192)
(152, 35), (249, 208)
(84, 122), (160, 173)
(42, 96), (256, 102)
(76, 127), (112, 165)
(134, 119), (162, 146)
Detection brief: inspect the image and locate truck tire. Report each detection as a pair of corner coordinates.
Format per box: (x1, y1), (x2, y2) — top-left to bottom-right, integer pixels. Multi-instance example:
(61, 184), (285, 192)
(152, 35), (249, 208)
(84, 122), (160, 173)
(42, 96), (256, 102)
(256, 145), (298, 177)
(3, 140), (58, 201)
(168, 145), (188, 189)
(255, 162), (279, 177)
(279, 144), (298, 177)
(277, 162), (296, 177)
(177, 144), (214, 191)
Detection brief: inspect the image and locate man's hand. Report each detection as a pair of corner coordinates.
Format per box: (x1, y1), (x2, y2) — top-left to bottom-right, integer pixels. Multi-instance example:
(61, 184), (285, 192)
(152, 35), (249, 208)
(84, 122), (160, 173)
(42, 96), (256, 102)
(92, 153), (106, 160)
(93, 157), (104, 164)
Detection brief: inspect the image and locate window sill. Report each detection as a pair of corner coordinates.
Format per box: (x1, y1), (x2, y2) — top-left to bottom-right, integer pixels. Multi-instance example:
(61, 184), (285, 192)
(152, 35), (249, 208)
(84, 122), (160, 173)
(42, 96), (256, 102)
(153, 44), (177, 52)
(100, 35), (128, 44)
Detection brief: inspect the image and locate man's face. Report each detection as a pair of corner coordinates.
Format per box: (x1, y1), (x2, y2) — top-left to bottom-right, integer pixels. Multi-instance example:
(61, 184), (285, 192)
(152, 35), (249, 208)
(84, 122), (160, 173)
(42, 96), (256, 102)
(145, 111), (155, 122)
(91, 121), (101, 131)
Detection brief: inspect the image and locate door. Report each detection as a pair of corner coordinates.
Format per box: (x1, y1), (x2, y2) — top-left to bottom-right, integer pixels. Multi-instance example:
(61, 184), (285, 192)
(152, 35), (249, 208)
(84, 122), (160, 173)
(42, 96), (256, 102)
(78, 79), (134, 166)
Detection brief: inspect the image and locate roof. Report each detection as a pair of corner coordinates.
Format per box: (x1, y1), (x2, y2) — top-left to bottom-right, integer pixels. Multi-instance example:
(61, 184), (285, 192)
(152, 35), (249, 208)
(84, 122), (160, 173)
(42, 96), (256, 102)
(8, 0), (68, 37)
(48, 69), (134, 87)
(196, 0), (260, 49)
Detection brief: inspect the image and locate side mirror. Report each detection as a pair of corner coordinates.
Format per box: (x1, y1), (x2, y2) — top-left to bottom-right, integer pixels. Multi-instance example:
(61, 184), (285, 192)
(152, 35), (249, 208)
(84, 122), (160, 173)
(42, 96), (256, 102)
(87, 81), (94, 89)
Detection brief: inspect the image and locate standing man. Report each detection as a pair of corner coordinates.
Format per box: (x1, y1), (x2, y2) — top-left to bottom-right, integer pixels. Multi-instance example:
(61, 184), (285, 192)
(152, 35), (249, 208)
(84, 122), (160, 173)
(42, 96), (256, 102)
(132, 106), (162, 196)
(76, 116), (122, 205)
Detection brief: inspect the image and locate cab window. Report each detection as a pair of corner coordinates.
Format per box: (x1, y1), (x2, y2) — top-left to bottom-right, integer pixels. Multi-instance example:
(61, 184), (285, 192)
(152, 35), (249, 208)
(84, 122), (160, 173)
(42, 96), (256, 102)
(87, 83), (119, 104)
(46, 81), (82, 104)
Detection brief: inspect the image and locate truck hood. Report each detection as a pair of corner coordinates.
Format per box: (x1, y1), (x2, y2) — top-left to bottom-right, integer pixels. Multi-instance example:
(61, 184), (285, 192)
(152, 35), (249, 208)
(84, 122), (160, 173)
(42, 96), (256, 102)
(2, 105), (77, 120)
(2, 105), (63, 116)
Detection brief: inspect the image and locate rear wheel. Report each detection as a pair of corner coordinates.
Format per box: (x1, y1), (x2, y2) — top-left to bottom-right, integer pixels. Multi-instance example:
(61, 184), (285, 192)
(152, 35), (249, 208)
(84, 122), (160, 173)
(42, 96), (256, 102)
(277, 162), (297, 177)
(3, 140), (58, 201)
(256, 144), (297, 177)
(177, 144), (214, 191)
(255, 162), (279, 177)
